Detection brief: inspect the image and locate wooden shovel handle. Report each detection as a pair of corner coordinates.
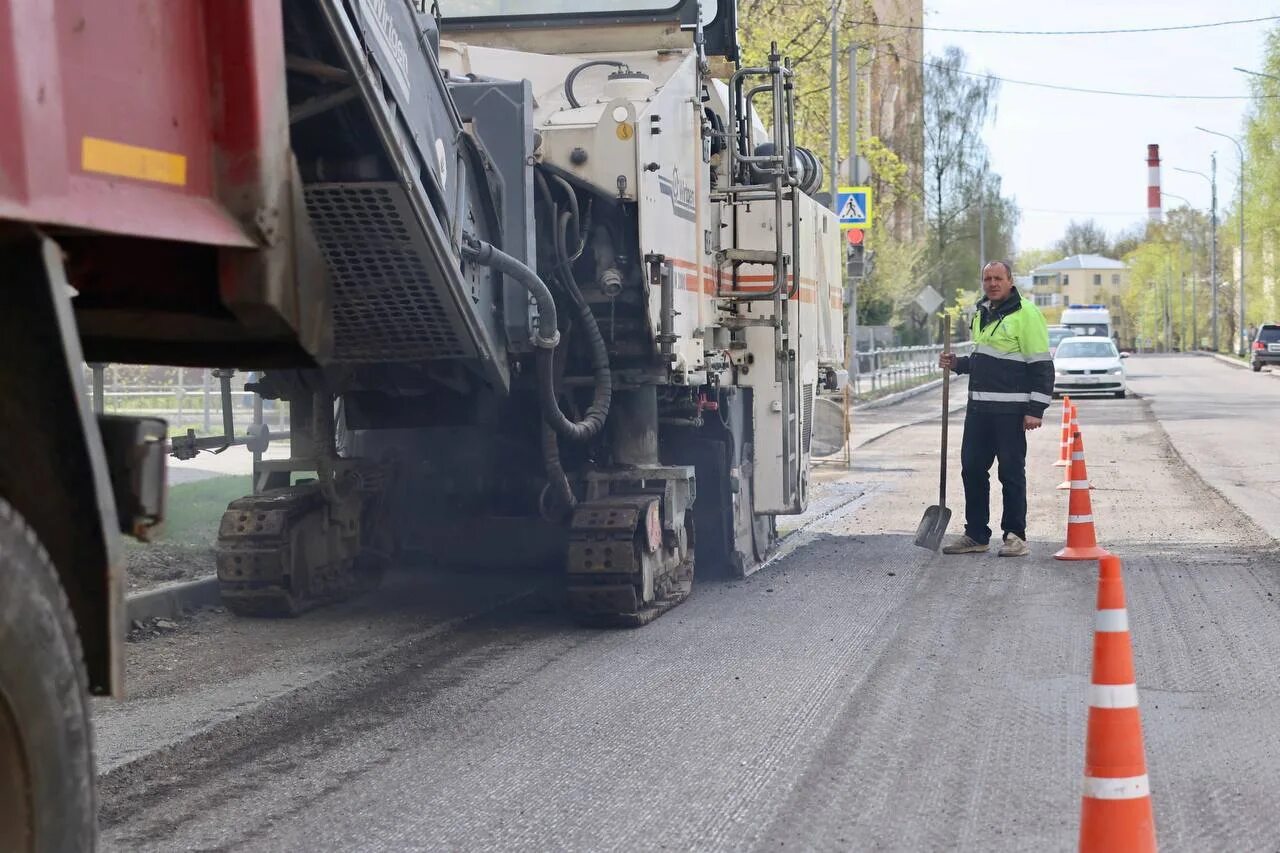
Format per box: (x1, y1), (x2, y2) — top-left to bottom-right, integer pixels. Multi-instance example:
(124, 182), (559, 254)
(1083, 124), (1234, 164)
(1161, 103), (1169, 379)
(940, 318), (950, 508)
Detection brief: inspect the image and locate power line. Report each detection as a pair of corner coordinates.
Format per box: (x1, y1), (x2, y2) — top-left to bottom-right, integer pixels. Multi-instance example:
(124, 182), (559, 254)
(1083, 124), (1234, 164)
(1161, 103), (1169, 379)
(915, 57), (1272, 100)
(1020, 208), (1150, 217)
(852, 15), (1279, 36)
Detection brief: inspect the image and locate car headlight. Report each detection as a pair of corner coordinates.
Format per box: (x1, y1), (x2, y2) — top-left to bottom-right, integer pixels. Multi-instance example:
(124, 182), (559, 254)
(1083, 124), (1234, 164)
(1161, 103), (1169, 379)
(1107, 367), (1123, 375)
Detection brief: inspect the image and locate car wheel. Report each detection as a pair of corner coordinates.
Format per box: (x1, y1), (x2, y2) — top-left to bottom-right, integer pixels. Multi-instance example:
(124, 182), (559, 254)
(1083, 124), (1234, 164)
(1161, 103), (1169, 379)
(1252, 362), (1262, 372)
(1114, 390), (1126, 399)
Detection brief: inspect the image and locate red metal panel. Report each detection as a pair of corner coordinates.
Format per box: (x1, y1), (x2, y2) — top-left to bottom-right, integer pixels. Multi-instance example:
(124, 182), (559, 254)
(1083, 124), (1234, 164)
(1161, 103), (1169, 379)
(0, 0), (279, 247)
(58, 0), (214, 198)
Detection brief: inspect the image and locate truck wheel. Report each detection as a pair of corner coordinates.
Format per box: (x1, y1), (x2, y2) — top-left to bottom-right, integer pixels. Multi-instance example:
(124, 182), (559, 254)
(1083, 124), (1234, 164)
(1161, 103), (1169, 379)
(0, 499), (96, 852)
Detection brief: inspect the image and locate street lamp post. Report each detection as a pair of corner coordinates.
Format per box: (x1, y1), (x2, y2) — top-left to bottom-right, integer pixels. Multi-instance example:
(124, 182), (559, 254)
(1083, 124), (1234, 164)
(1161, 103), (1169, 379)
(1197, 127), (1246, 353)
(1162, 192), (1195, 350)
(1174, 161), (1219, 350)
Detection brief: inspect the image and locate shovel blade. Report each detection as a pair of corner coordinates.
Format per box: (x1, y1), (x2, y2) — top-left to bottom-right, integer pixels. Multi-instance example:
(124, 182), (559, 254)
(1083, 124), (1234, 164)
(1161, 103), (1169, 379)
(913, 505), (952, 551)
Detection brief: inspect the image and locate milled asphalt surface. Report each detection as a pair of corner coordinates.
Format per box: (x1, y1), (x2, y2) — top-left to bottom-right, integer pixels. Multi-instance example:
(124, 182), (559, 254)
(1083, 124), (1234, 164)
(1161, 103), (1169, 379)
(96, 378), (1280, 851)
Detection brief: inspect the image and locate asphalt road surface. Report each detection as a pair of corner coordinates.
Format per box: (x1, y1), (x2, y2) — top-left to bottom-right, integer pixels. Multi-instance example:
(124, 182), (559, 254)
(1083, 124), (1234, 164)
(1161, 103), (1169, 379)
(1125, 353), (1280, 540)
(97, 379), (1280, 851)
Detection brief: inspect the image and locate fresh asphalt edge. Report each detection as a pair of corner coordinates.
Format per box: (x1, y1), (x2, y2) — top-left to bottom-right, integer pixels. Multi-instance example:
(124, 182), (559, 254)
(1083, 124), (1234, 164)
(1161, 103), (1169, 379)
(125, 576), (221, 624)
(1132, 392), (1279, 549)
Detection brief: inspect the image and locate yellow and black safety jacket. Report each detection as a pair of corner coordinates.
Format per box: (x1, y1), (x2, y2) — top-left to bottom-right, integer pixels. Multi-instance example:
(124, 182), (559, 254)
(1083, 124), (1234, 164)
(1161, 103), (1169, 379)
(952, 287), (1055, 418)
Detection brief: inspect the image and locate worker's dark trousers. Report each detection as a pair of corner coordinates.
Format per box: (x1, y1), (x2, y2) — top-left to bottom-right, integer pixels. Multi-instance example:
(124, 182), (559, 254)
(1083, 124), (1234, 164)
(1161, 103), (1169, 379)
(960, 409), (1028, 545)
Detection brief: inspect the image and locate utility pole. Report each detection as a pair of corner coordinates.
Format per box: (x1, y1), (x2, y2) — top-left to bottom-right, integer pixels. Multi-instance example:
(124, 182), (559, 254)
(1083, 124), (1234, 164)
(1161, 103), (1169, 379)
(1198, 127), (1245, 353)
(978, 174), (986, 275)
(1164, 250), (1172, 353)
(827, 0), (839, 213)
(847, 31), (860, 394)
(1210, 153), (1219, 351)
(1181, 271), (1187, 350)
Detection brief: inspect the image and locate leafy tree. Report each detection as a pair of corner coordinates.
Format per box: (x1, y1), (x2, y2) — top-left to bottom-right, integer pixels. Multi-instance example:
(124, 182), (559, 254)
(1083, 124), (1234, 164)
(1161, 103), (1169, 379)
(1226, 23), (1280, 344)
(1014, 247), (1058, 276)
(736, 1), (931, 342)
(1053, 219), (1112, 258)
(1115, 207), (1215, 350)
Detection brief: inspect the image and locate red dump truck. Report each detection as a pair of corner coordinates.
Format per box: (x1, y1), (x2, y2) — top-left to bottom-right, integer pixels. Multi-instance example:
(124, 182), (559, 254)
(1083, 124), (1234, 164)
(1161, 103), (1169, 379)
(0, 3), (331, 847)
(0, 0), (843, 846)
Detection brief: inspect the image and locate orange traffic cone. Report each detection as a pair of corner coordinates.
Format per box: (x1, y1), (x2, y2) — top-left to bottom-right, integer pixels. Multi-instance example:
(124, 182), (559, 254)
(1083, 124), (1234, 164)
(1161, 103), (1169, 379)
(1054, 396), (1072, 468)
(1079, 555), (1157, 852)
(1056, 401), (1078, 489)
(1054, 430), (1110, 561)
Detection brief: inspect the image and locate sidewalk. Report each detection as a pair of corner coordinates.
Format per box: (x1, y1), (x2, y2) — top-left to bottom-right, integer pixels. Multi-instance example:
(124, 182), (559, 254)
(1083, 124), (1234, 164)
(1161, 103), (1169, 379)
(850, 375), (968, 450)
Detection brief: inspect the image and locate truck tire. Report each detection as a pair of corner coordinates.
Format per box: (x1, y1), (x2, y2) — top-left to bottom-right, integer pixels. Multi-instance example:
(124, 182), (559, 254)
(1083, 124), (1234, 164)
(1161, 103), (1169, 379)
(0, 498), (96, 852)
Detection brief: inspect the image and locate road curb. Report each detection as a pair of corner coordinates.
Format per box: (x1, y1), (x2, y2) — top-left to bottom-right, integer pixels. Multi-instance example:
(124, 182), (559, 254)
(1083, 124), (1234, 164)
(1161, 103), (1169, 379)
(126, 576), (220, 624)
(1200, 351), (1249, 370)
(852, 376), (945, 411)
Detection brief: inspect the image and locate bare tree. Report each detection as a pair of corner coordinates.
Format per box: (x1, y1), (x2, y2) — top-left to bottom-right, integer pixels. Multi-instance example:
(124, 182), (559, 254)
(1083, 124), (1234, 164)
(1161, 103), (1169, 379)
(1053, 219), (1112, 257)
(924, 47), (1010, 302)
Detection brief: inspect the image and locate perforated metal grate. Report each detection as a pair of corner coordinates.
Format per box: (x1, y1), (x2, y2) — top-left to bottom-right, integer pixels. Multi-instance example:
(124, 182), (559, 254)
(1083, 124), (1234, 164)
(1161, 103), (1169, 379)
(304, 183), (474, 362)
(802, 383), (814, 455)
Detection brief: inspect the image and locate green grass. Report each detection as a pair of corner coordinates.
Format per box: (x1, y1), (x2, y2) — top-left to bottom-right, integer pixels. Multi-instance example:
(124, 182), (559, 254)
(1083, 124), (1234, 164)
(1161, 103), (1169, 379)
(154, 475), (252, 548)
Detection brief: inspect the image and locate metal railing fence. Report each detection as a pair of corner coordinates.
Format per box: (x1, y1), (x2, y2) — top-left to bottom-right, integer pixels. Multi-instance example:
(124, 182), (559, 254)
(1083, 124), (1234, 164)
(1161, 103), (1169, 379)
(849, 342), (974, 400)
(81, 365), (287, 435)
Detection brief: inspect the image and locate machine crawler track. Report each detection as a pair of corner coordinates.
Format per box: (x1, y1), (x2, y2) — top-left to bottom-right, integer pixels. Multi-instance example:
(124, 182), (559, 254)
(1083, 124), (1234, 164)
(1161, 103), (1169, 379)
(565, 494), (693, 628)
(214, 483), (383, 617)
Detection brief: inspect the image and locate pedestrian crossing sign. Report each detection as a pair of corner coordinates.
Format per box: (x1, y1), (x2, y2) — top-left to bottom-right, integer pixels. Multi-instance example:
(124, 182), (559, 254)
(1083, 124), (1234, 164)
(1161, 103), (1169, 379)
(836, 186), (873, 230)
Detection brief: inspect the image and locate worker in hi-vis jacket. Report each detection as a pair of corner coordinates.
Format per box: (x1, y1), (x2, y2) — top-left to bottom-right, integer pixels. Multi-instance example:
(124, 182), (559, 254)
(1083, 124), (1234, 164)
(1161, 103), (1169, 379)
(938, 260), (1054, 557)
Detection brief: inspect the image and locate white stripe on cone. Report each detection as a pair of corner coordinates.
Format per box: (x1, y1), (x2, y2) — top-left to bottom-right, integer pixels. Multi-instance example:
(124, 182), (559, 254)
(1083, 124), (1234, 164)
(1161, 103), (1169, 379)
(1069, 514), (1094, 524)
(1071, 480), (1091, 489)
(1096, 608), (1129, 631)
(1088, 683), (1140, 708)
(1083, 774), (1151, 800)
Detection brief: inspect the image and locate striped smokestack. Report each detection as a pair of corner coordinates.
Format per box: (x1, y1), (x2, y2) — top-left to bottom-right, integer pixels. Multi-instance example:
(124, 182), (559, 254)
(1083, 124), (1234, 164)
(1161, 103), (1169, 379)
(1147, 143), (1162, 224)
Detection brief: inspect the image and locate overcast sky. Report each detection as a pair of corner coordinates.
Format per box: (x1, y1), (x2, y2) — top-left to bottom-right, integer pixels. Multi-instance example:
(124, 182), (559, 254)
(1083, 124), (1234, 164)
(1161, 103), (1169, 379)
(921, 1), (1276, 253)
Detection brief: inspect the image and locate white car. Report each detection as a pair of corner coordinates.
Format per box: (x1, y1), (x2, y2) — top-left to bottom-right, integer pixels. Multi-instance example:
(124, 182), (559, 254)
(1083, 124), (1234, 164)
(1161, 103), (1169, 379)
(1052, 336), (1128, 399)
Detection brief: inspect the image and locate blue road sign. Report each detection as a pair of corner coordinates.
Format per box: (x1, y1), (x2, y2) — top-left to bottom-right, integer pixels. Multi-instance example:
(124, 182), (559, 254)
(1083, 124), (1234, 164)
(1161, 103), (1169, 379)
(836, 186), (873, 230)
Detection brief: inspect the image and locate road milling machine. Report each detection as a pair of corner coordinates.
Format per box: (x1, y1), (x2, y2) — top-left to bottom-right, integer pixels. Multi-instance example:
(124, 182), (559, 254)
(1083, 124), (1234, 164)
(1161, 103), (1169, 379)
(226, 0), (846, 625)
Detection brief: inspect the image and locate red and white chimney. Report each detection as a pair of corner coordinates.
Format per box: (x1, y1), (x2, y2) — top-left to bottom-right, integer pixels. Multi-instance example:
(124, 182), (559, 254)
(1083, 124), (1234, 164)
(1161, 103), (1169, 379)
(1147, 144), (1162, 224)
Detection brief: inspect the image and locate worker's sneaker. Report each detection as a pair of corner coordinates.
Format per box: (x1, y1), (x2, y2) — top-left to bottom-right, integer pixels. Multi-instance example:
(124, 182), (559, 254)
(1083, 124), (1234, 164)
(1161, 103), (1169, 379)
(998, 533), (1030, 557)
(942, 534), (988, 554)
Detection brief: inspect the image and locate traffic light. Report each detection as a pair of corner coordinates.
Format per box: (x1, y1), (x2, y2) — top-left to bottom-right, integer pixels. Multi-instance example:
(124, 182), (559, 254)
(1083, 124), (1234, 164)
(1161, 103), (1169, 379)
(845, 228), (870, 279)
(846, 244), (865, 279)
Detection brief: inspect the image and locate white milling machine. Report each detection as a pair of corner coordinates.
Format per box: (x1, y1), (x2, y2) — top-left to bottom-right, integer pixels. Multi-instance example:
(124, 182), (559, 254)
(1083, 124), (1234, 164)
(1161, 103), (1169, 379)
(216, 0), (845, 626)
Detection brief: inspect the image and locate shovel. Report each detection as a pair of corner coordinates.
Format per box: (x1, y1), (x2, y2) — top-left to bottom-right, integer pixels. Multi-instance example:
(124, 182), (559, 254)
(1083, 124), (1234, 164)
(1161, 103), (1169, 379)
(914, 318), (953, 551)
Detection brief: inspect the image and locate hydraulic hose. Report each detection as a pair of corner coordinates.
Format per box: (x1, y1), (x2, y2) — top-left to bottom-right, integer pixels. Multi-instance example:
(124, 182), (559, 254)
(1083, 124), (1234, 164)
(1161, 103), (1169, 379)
(535, 211), (612, 442)
(460, 236), (560, 350)
(538, 325), (577, 513)
(564, 60), (629, 109)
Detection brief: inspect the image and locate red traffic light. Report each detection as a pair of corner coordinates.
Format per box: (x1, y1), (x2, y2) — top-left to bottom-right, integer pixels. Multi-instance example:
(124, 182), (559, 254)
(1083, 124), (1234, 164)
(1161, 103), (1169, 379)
(846, 228), (865, 246)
